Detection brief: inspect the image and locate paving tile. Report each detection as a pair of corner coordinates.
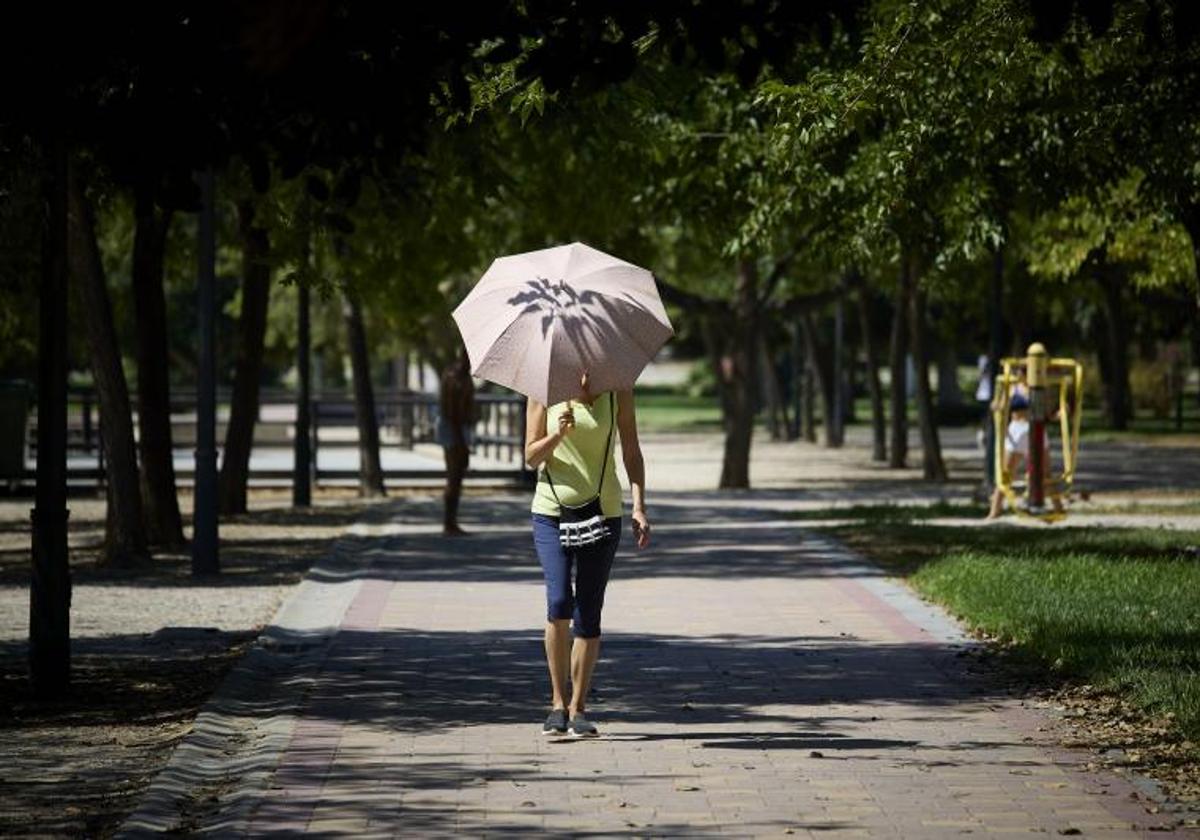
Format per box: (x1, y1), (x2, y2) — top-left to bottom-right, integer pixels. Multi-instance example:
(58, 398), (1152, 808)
(117, 494), (1190, 839)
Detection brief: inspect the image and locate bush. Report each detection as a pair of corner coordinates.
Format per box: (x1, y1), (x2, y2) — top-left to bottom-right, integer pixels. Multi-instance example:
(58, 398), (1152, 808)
(1130, 359), (1171, 419)
(1079, 353), (1104, 407)
(685, 359), (717, 398)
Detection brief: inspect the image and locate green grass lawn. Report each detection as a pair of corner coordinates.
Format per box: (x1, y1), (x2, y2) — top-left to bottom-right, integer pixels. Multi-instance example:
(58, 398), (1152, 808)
(632, 391), (934, 433)
(827, 517), (1200, 748)
(627, 386), (1199, 438)
(788, 501), (988, 523)
(1078, 414), (1200, 443)
(633, 389), (722, 432)
(1086, 498), (1200, 516)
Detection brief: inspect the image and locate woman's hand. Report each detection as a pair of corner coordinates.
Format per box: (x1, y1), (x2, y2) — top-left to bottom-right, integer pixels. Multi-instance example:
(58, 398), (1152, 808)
(631, 509), (650, 549)
(557, 404), (575, 437)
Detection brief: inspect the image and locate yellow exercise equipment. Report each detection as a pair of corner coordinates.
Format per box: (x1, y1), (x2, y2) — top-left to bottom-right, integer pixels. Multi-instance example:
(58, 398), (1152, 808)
(991, 343), (1083, 522)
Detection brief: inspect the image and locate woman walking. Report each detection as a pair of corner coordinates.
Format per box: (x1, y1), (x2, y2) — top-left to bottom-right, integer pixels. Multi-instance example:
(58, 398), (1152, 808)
(438, 349), (475, 535)
(524, 370), (651, 738)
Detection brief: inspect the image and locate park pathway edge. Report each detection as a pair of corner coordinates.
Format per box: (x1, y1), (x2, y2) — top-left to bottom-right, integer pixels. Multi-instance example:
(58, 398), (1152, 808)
(116, 498), (400, 838)
(801, 532), (1196, 837)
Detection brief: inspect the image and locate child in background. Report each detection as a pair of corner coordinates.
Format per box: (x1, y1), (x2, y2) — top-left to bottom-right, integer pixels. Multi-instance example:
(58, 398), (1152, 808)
(986, 390), (1062, 519)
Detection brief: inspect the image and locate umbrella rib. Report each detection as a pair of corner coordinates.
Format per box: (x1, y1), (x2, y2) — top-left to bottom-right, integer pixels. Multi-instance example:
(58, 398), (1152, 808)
(457, 283), (539, 316)
(541, 314), (561, 406)
(472, 313), (533, 396)
(589, 293), (674, 356)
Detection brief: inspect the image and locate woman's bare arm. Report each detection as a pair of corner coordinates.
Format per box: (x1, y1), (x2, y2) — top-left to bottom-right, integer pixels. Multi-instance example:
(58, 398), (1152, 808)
(616, 389), (650, 548)
(524, 399), (573, 468)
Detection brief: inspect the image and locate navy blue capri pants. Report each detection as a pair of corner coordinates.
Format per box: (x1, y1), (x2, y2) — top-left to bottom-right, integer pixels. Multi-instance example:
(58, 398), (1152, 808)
(532, 513), (621, 638)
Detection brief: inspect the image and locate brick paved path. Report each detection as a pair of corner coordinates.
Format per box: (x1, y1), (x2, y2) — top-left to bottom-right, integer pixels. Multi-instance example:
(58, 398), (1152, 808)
(120, 493), (1191, 838)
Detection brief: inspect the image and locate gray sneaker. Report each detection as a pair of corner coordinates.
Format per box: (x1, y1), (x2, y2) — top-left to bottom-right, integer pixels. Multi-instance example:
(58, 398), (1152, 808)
(568, 713), (599, 738)
(542, 708), (568, 736)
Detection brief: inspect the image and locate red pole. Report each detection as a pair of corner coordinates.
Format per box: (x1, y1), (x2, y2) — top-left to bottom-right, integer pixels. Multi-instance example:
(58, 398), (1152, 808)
(1026, 343), (1049, 513)
(1028, 416), (1046, 509)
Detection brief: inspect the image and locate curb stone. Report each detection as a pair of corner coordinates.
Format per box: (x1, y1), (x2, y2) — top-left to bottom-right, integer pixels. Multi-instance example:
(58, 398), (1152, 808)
(116, 498), (400, 838)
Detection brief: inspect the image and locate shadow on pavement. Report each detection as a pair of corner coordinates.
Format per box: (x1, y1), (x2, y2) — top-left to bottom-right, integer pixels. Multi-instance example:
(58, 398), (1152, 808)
(1075, 441), (1200, 492)
(233, 623), (1027, 837)
(301, 493), (888, 586)
(277, 625), (1008, 730)
(118, 483), (1120, 837)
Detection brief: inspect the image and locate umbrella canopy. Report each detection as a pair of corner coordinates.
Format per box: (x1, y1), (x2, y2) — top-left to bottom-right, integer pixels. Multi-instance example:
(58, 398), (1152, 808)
(451, 242), (674, 406)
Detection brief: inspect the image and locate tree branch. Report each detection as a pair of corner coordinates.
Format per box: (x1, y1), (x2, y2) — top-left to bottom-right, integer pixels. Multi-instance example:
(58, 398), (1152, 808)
(757, 247), (799, 306)
(654, 275), (725, 315)
(770, 286), (845, 318)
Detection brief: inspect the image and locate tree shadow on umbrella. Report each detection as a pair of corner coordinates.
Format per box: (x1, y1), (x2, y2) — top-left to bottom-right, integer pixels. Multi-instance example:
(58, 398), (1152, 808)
(507, 279), (636, 353)
(508, 278), (608, 340)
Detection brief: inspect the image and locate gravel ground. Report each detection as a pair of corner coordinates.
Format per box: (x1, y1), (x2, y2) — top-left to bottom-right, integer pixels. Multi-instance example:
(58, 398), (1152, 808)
(0, 487), (389, 838)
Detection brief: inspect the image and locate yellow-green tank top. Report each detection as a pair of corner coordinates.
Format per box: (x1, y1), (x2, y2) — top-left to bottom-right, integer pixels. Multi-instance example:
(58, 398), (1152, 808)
(531, 391), (622, 518)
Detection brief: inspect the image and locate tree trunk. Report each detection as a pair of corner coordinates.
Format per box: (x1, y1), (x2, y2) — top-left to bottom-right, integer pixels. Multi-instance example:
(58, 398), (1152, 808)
(718, 259), (759, 489)
(936, 343), (962, 408)
(800, 311), (839, 447)
(989, 243), (1006, 365)
(787, 323), (802, 440)
(758, 332), (788, 441)
(1093, 315), (1114, 407)
(832, 295), (845, 444)
(857, 284), (887, 462)
(1097, 266), (1132, 430)
(395, 351), (414, 448)
(130, 187), (184, 547)
(908, 267), (947, 481)
(192, 167), (219, 576)
(888, 267), (911, 468)
(67, 163), (149, 566)
(1193, 320), (1200, 410)
(30, 129), (72, 698)
(791, 320), (817, 442)
(294, 271), (312, 506)
(700, 314), (731, 420)
(293, 200), (313, 507)
(218, 200), (272, 515)
(984, 243), (1006, 493)
(801, 363), (816, 442)
(843, 326), (857, 425)
(343, 290), (386, 497)
(1179, 202), (1200, 314)
(777, 356), (793, 438)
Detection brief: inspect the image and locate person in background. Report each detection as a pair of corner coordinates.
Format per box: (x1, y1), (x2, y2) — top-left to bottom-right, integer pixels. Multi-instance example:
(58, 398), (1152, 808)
(987, 390), (1030, 519)
(438, 349), (475, 535)
(986, 388), (1062, 519)
(975, 353), (995, 502)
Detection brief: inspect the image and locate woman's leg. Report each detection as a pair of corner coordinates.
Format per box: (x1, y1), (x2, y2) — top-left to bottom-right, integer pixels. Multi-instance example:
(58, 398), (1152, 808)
(546, 621), (571, 710)
(986, 486), (1004, 518)
(569, 637), (601, 715)
(988, 452), (1025, 518)
(532, 515), (574, 709)
(568, 519), (621, 716)
(442, 444), (468, 534)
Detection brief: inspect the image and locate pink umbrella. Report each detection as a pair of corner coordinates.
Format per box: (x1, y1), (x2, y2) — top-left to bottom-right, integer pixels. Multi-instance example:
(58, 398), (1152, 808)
(451, 242), (674, 406)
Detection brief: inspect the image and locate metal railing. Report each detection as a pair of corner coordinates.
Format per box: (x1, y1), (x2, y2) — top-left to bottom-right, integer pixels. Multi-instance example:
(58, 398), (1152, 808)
(22, 386), (532, 487)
